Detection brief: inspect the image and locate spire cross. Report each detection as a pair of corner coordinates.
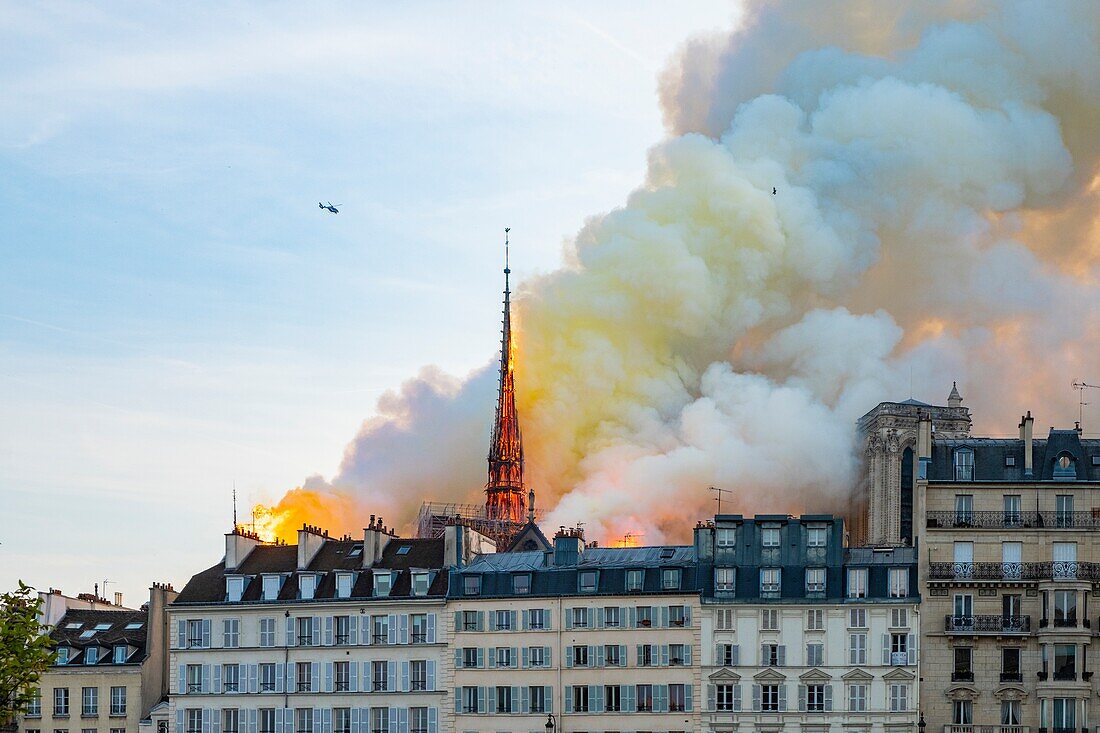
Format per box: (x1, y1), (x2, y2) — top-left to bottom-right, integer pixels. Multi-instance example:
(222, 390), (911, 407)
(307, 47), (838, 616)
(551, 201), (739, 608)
(504, 227), (511, 294)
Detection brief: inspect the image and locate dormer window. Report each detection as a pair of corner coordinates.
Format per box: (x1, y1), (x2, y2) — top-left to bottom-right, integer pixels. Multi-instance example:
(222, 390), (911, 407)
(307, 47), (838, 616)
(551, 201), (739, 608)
(299, 574), (317, 600)
(463, 575), (481, 596)
(661, 568), (681, 590)
(373, 571), (392, 597)
(226, 576), (245, 602)
(625, 569), (644, 592)
(578, 570), (598, 593)
(954, 448), (974, 481)
(761, 527), (781, 548)
(716, 528), (736, 548)
(261, 574), (282, 601)
(807, 527), (828, 548)
(411, 572), (430, 597)
(85, 647), (99, 665)
(113, 645), (128, 664)
(335, 572), (354, 599)
(56, 646), (70, 664)
(1054, 454), (1077, 481)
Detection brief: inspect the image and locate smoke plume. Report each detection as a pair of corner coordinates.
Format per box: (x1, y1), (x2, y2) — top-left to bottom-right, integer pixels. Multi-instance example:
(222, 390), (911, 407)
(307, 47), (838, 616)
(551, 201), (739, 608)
(263, 0), (1100, 545)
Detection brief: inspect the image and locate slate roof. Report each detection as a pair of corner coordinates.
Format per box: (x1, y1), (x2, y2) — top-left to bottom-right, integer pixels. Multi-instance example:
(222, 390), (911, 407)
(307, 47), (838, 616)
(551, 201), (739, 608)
(173, 537), (448, 605)
(50, 608), (148, 666)
(929, 429), (1100, 482)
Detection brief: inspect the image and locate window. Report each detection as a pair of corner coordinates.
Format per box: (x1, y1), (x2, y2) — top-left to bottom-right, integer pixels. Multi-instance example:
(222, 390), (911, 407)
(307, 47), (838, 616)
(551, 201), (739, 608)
(1003, 541), (1023, 578)
(333, 709), (350, 733)
(296, 661), (312, 692)
(571, 607), (589, 628)
(1052, 698), (1076, 732)
(528, 608), (546, 630)
(112, 646), (127, 664)
(259, 710), (276, 733)
(715, 567), (736, 593)
(186, 709), (202, 733)
(761, 527), (780, 547)
(372, 660), (388, 692)
(226, 576), (244, 602)
(636, 606), (654, 627)
(670, 643), (687, 665)
(636, 684), (654, 712)
(1054, 455), (1077, 480)
(1053, 542), (1078, 578)
(953, 700), (972, 726)
(27, 689), (41, 717)
(259, 664), (276, 692)
(1002, 648), (1021, 681)
(849, 633), (867, 665)
(494, 609), (512, 630)
(222, 664), (239, 692)
(81, 687), (97, 716)
(84, 648), (99, 665)
(373, 572), (392, 597)
(891, 633), (909, 663)
(370, 707), (388, 733)
(1056, 494), (1075, 525)
(1002, 700), (1021, 726)
(889, 684), (909, 712)
(1003, 495), (1022, 525)
(461, 687), (478, 714)
(888, 568), (909, 597)
(578, 571), (598, 593)
(662, 568), (681, 590)
(372, 615), (389, 644)
(410, 660), (427, 691)
(410, 613), (428, 643)
(807, 527), (827, 547)
(670, 684), (687, 712)
(847, 568), (867, 598)
(335, 615), (351, 645)
(56, 647), (70, 665)
(849, 608), (867, 628)
(717, 643), (737, 666)
(806, 643), (823, 666)
(408, 708), (427, 733)
(570, 685), (589, 713)
(717, 684), (738, 711)
(760, 684), (781, 712)
(299, 574), (317, 600)
(571, 645), (588, 667)
(669, 605), (687, 627)
(261, 575), (281, 601)
(462, 648), (478, 669)
(297, 617), (315, 646)
(639, 644), (656, 667)
(602, 606), (620, 627)
(848, 684), (867, 712)
(512, 574), (530, 594)
(335, 573), (354, 599)
(529, 686), (546, 714)
(761, 609), (779, 630)
(605, 644), (621, 666)
(807, 609), (824, 630)
(334, 661), (350, 692)
(223, 619), (239, 648)
(715, 608), (735, 630)
(186, 664), (202, 693)
(258, 618), (275, 647)
(54, 688), (69, 716)
(496, 686), (513, 713)
(461, 610), (479, 631)
(222, 710), (239, 733)
(806, 684), (826, 712)
(1055, 590), (1078, 625)
(497, 647), (514, 668)
(1005, 454), (1016, 466)
(106, 687), (124, 716)
(953, 647), (973, 681)
(954, 448), (974, 481)
(625, 569), (644, 591)
(760, 568), (781, 596)
(955, 494), (974, 523)
(805, 567), (826, 593)
(716, 528), (736, 547)
(296, 708), (313, 733)
(463, 576), (481, 596)
(1054, 644), (1077, 681)
(891, 608), (909, 628)
(605, 685), (621, 712)
(529, 646), (546, 667)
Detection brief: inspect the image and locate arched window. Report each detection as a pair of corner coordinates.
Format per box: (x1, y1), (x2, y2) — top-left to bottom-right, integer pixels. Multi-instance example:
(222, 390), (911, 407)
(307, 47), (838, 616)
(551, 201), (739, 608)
(954, 448), (974, 481)
(1054, 453), (1077, 481)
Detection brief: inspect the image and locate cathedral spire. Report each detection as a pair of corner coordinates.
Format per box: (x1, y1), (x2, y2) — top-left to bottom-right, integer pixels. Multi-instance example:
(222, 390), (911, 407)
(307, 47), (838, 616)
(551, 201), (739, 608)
(486, 228), (527, 523)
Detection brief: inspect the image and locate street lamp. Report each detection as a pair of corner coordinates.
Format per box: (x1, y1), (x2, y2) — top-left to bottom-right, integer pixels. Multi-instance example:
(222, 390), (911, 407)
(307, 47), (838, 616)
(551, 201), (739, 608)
(545, 713), (556, 731)
(919, 712), (926, 733)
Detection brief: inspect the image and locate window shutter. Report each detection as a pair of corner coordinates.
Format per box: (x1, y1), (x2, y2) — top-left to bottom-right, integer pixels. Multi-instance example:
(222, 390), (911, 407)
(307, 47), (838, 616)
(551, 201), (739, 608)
(907, 633), (917, 665)
(660, 606), (670, 628)
(349, 660), (358, 692)
(684, 645), (693, 665)
(213, 665), (222, 693)
(323, 616), (333, 646)
(387, 614), (398, 644)
(798, 684), (807, 712)
(177, 665), (186, 695)
(453, 689), (461, 715)
(454, 649), (462, 669)
(509, 610), (517, 630)
(521, 609), (530, 630)
(685, 684), (694, 712)
(752, 684), (761, 712)
(545, 686), (554, 713)
(476, 611), (485, 631)
(545, 647), (552, 666)
(313, 709), (321, 733)
(275, 663), (285, 693)
(311, 662), (319, 693)
(618, 644), (626, 665)
(660, 644), (670, 667)
(715, 644), (724, 665)
(511, 647), (519, 668)
(778, 645), (786, 666)
(249, 708), (257, 733)
(211, 710), (221, 733)
(176, 709), (184, 733)
(351, 707), (360, 733)
(522, 646), (529, 668)
(761, 644), (767, 664)
(285, 616), (295, 647)
(426, 660), (436, 690)
(565, 610), (573, 629)
(349, 615), (358, 645)
(707, 684), (716, 712)
(825, 684), (833, 711)
(387, 709), (397, 733)
(202, 619), (211, 648)
(590, 685), (602, 713)
(881, 634), (890, 665)
(202, 665), (211, 694)
(275, 709), (284, 733)
(177, 619), (186, 649)
(387, 661), (397, 692)
(249, 664), (258, 693)
(595, 645), (605, 668)
(544, 609), (552, 631)
(477, 686), (486, 714)
(427, 708), (437, 733)
(779, 684), (788, 711)
(453, 611), (461, 634)
(401, 661), (410, 692)
(322, 709), (331, 733)
(398, 708), (408, 733)
(685, 606), (692, 625)
(521, 686), (530, 714)
(565, 647), (573, 668)
(324, 662), (333, 693)
(658, 684), (669, 712)
(476, 648), (485, 669)
(636, 645), (643, 665)
(628, 606), (637, 627)
(624, 684), (635, 713)
(734, 684), (742, 711)
(427, 613), (437, 643)
(311, 617), (320, 646)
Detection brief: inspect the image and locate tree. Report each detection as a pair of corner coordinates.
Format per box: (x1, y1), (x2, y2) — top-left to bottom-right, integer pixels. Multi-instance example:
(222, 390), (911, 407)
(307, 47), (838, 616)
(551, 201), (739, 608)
(0, 583), (55, 726)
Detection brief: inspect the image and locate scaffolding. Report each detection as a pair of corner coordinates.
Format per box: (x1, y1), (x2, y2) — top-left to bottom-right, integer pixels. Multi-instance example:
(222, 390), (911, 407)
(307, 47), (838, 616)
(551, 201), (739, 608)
(415, 501), (543, 549)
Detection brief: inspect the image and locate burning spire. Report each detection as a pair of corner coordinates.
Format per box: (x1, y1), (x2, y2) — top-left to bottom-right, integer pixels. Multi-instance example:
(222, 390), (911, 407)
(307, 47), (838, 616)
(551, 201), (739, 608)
(486, 228), (527, 523)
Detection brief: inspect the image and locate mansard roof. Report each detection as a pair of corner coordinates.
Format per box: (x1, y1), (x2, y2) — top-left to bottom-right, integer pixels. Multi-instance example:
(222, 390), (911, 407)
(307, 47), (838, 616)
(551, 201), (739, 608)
(929, 430), (1100, 482)
(49, 608), (148, 666)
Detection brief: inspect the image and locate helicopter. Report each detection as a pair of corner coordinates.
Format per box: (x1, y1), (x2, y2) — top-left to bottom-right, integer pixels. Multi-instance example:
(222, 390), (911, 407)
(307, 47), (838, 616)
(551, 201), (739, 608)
(318, 202), (341, 214)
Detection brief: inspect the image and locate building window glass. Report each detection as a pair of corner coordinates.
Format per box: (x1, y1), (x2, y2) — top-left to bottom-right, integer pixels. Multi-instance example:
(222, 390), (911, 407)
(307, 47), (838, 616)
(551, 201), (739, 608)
(716, 528), (736, 547)
(625, 569), (644, 591)
(805, 567), (826, 594)
(636, 684), (654, 713)
(1003, 495), (1022, 525)
(849, 633), (866, 665)
(295, 709), (313, 733)
(333, 709), (350, 733)
(335, 573), (354, 599)
(761, 609), (779, 631)
(954, 448), (974, 481)
(222, 710), (238, 733)
(222, 619), (239, 648)
(848, 684), (867, 712)
(760, 568), (781, 597)
(512, 574), (530, 594)
(81, 688), (97, 716)
(715, 567), (735, 593)
(760, 684), (780, 712)
(717, 684), (738, 711)
(462, 575), (480, 596)
(578, 571), (598, 593)
(953, 648), (973, 682)
(761, 527), (780, 548)
(807, 527), (827, 547)
(368, 709), (387, 733)
(661, 568), (681, 590)
(259, 618), (275, 647)
(888, 568), (909, 597)
(806, 643), (823, 666)
(1054, 644), (1077, 681)
(953, 701), (973, 725)
(954, 494), (974, 524)
(847, 568), (867, 598)
(109, 687), (125, 716)
(372, 572), (392, 597)
(602, 606), (620, 627)
(889, 684), (909, 712)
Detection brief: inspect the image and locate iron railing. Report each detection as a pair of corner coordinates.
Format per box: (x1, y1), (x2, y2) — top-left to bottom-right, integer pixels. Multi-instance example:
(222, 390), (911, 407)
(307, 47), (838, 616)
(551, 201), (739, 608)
(943, 727), (1030, 733)
(928, 562), (1100, 581)
(928, 511), (1100, 530)
(944, 615), (1030, 633)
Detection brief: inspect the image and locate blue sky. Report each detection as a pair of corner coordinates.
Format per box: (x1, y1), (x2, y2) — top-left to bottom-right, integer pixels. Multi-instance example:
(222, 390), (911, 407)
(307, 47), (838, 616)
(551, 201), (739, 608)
(0, 2), (736, 605)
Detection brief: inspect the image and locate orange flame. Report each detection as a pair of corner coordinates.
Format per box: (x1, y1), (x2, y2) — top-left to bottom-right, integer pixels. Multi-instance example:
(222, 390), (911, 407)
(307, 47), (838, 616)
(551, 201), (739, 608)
(249, 489), (364, 544)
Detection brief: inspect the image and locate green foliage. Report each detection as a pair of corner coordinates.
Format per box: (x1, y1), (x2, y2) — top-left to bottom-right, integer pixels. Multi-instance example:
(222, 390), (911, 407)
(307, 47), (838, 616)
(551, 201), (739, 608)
(0, 582), (55, 724)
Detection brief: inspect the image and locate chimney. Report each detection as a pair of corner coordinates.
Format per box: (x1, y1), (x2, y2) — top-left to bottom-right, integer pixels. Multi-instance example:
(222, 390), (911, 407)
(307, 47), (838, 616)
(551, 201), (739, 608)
(363, 515), (393, 567)
(225, 527), (263, 570)
(297, 524), (328, 569)
(443, 523), (497, 568)
(114, 592), (123, 607)
(553, 527), (585, 566)
(917, 411), (932, 480)
(1020, 411), (1034, 476)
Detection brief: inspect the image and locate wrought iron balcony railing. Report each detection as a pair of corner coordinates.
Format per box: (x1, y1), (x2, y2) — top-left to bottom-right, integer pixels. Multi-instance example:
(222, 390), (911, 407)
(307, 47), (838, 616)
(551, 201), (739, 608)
(944, 726), (1031, 733)
(928, 561), (1100, 581)
(928, 511), (1100, 530)
(945, 615), (1031, 634)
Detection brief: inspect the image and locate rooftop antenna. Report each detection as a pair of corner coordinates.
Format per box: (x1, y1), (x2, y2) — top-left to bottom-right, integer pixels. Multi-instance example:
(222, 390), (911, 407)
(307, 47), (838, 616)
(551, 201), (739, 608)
(232, 482), (238, 530)
(102, 580), (113, 602)
(1072, 380), (1099, 431)
(709, 486), (732, 515)
(620, 531), (645, 547)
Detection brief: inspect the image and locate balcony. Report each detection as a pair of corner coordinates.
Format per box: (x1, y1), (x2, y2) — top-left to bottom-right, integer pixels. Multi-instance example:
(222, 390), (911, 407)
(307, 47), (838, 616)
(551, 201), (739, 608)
(944, 727), (1031, 733)
(945, 615), (1031, 634)
(1001, 672), (1023, 682)
(927, 511), (1100, 530)
(929, 562), (1100, 581)
(952, 671), (975, 682)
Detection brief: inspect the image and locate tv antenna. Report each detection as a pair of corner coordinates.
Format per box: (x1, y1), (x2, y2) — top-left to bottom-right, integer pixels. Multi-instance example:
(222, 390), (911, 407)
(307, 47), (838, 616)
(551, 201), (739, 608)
(709, 486), (732, 515)
(1072, 380), (1099, 431)
(232, 482), (238, 530)
(619, 531), (644, 547)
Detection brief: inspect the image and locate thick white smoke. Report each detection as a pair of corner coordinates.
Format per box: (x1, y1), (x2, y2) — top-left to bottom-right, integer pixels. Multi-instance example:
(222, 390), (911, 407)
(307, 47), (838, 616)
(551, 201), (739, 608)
(275, 0), (1100, 545)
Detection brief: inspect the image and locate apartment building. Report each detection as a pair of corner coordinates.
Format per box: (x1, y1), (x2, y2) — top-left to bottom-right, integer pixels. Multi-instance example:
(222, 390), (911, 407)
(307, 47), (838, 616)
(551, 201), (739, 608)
(168, 520), (495, 733)
(447, 527), (702, 733)
(19, 584), (177, 733)
(695, 515), (920, 733)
